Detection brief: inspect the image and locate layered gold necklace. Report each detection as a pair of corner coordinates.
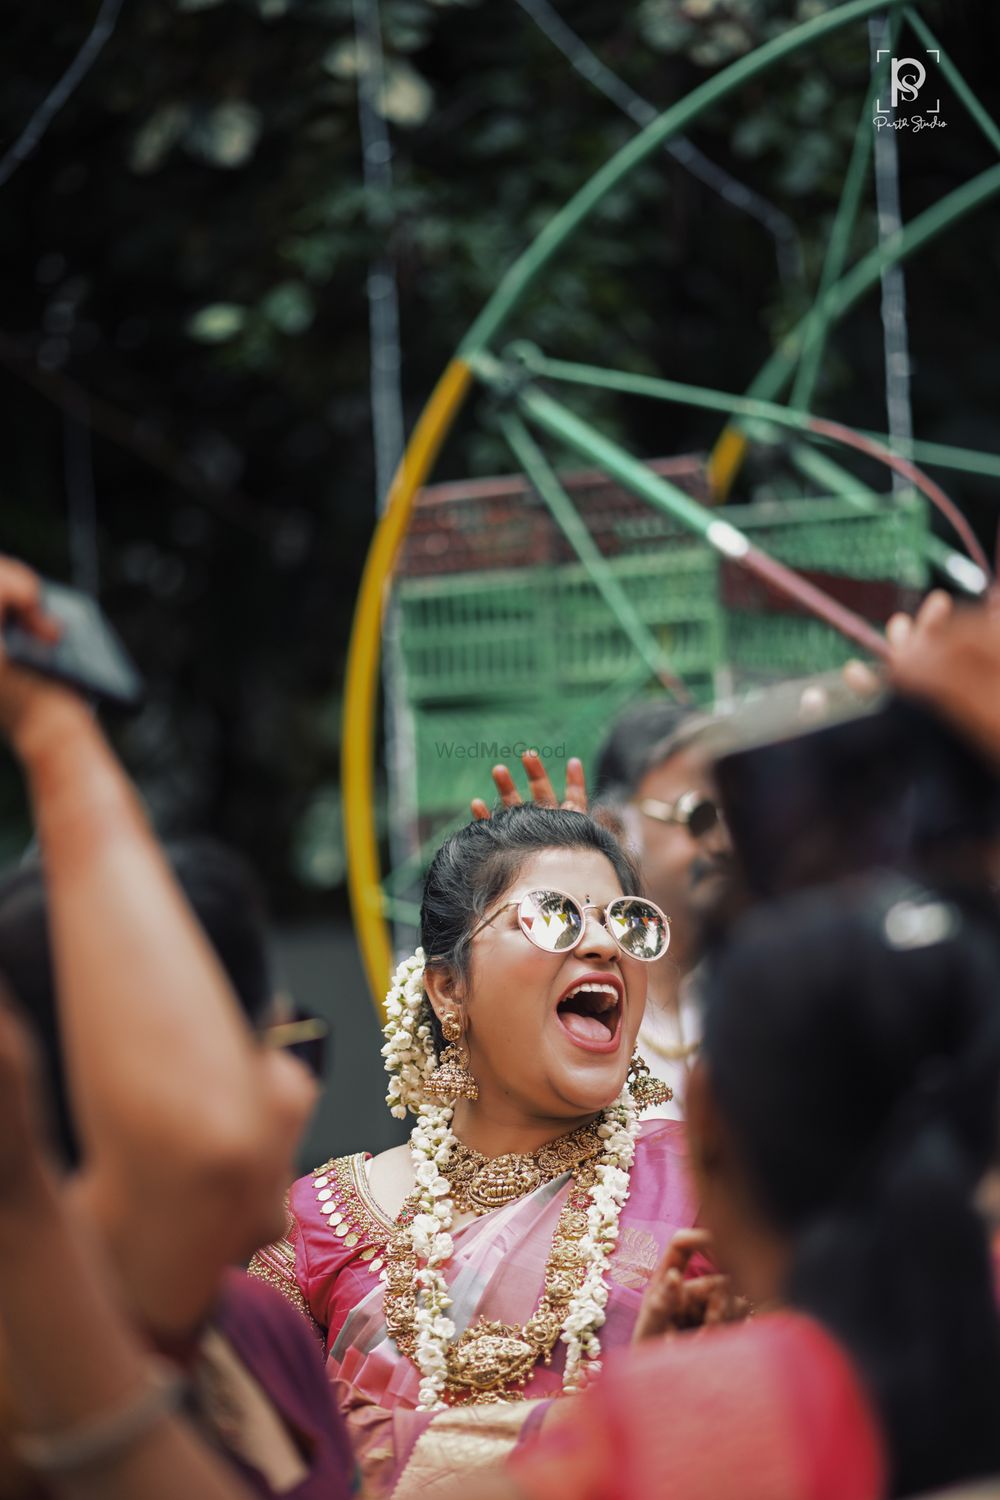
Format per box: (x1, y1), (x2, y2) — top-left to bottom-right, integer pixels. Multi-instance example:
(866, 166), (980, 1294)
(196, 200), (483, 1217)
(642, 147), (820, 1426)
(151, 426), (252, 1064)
(383, 1121), (606, 1403)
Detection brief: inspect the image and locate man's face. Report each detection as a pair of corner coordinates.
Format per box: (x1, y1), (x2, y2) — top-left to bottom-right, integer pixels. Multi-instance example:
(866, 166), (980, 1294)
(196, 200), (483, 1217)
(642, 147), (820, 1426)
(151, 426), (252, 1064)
(626, 743), (733, 964)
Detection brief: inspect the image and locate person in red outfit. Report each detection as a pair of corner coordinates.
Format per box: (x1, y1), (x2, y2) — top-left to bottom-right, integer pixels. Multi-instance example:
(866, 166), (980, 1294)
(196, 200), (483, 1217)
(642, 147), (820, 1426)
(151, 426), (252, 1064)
(452, 872), (1000, 1500)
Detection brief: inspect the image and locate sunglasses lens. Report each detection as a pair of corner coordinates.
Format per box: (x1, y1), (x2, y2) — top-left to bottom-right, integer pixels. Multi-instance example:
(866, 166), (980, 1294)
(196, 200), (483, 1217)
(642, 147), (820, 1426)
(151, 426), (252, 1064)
(289, 1034), (328, 1079)
(519, 890), (583, 952)
(264, 1015), (330, 1079)
(686, 799), (719, 839)
(607, 899), (670, 960)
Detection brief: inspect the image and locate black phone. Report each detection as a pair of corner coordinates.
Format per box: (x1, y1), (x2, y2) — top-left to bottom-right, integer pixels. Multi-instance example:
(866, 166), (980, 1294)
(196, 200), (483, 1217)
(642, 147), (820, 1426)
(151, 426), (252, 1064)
(712, 689), (1000, 904)
(2, 579), (145, 710)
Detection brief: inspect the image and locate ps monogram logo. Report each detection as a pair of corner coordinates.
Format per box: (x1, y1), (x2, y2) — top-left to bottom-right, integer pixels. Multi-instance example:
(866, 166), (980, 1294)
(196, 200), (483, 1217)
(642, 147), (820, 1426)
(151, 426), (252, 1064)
(890, 56), (927, 110)
(873, 47), (945, 133)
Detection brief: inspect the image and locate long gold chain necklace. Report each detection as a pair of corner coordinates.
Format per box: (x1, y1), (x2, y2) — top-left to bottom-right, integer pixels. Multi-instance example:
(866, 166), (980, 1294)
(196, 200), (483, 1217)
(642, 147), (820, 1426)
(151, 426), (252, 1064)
(383, 1122), (604, 1403)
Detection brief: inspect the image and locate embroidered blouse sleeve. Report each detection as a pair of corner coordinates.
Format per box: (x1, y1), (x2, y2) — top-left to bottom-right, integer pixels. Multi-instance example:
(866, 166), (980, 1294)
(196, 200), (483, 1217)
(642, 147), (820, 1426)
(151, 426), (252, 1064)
(248, 1170), (329, 1340)
(249, 1157), (394, 1348)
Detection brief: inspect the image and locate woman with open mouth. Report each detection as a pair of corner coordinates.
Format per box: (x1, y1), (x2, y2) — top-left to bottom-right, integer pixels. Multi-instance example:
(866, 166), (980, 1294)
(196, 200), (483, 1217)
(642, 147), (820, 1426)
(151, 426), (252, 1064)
(250, 803), (713, 1496)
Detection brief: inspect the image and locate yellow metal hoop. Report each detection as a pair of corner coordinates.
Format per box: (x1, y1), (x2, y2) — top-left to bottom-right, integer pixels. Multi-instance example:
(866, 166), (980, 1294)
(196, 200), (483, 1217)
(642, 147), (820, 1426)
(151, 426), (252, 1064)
(342, 358), (473, 1015)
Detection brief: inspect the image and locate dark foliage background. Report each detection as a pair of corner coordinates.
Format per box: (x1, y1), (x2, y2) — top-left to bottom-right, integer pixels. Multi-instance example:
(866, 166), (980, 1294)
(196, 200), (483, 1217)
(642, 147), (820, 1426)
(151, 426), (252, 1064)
(1, 0), (997, 916)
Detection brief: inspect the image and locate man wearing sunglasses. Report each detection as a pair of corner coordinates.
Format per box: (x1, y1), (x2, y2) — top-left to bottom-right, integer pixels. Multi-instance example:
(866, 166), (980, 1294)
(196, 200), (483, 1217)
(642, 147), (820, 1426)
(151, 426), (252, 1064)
(592, 705), (733, 1115)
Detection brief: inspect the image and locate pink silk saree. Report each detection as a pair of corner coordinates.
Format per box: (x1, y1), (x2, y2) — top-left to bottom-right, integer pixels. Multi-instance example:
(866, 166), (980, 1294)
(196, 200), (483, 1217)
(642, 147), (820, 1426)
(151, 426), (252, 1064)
(249, 1120), (703, 1497)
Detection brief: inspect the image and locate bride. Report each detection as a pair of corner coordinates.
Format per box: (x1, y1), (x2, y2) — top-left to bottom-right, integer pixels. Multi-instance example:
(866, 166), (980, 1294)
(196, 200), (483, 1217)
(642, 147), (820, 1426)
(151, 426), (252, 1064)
(250, 803), (708, 1495)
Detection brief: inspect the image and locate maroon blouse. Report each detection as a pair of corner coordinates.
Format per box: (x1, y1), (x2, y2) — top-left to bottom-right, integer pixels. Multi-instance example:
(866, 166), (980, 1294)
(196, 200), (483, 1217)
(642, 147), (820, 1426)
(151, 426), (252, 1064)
(210, 1270), (357, 1499)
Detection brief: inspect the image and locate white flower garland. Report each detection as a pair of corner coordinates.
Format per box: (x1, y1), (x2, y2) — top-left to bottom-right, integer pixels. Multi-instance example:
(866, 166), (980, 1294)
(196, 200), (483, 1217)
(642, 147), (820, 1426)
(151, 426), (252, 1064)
(407, 1100), (458, 1408)
(562, 1094), (639, 1392)
(381, 948), (641, 1408)
(381, 947), (437, 1120)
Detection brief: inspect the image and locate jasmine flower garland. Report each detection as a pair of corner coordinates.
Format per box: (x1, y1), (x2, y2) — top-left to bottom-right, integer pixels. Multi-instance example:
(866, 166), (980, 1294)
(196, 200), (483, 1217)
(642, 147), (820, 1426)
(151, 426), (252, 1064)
(380, 948), (640, 1409)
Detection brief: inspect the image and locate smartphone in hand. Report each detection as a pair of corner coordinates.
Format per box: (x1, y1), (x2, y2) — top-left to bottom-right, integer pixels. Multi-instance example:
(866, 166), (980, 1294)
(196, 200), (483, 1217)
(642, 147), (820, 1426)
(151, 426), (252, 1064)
(2, 579), (144, 710)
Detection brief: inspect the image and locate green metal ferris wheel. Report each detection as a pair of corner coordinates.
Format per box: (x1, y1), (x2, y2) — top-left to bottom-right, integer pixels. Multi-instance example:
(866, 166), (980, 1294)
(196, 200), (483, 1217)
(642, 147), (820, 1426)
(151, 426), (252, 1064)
(343, 0), (1000, 1014)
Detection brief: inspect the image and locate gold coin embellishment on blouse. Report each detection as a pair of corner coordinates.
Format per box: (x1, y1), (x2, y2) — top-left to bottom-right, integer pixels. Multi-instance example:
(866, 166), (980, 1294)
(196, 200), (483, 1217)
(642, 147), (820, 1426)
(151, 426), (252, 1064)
(370, 1258), (384, 1274)
(345, 1233), (360, 1248)
(335, 1223), (351, 1238)
(323, 1207), (343, 1221)
(359, 1246), (376, 1261)
(317, 1188), (333, 1202)
(314, 1175), (329, 1189)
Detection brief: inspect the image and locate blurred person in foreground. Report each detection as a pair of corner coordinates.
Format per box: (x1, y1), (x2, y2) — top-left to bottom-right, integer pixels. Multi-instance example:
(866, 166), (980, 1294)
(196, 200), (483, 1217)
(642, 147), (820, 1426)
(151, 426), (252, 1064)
(0, 836), (277, 1173)
(437, 598), (1000, 1500)
(0, 557), (355, 1499)
(455, 873), (1000, 1500)
(473, 703), (733, 1117)
(0, 986), (267, 1500)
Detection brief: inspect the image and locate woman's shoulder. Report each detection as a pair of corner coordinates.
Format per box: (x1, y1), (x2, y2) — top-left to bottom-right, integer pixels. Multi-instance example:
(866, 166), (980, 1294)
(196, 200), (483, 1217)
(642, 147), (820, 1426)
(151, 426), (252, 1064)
(633, 1115), (690, 1169)
(286, 1151), (398, 1254)
(248, 1152), (396, 1324)
(607, 1119), (699, 1265)
(364, 1142), (414, 1223)
(636, 1116), (688, 1148)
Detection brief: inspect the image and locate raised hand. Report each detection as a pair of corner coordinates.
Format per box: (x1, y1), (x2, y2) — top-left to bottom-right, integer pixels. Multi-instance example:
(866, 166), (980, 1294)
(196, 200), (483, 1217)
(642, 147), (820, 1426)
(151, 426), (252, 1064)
(470, 748), (587, 821)
(888, 589), (1000, 763)
(841, 588), (954, 698)
(632, 1228), (749, 1342)
(0, 555), (79, 754)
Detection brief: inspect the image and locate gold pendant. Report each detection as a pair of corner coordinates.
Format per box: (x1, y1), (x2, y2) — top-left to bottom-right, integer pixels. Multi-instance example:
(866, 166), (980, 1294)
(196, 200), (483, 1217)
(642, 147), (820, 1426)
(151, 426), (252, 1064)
(445, 1321), (540, 1398)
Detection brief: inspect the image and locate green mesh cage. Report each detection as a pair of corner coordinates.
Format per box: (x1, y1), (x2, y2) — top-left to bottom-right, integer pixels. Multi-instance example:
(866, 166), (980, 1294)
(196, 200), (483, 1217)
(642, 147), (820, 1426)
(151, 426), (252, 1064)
(395, 472), (929, 820)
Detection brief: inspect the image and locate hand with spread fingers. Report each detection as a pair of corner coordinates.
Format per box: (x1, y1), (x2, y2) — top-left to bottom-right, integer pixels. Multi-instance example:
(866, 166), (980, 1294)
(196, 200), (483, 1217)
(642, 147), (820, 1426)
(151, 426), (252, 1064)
(887, 589), (1000, 763)
(841, 588), (955, 699)
(841, 584), (1000, 763)
(632, 1228), (749, 1343)
(470, 747), (588, 821)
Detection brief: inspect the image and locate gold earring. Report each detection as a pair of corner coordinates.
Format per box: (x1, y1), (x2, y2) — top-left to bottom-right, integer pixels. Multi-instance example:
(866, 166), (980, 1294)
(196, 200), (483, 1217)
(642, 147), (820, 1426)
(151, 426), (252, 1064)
(627, 1050), (672, 1111)
(425, 1014), (479, 1102)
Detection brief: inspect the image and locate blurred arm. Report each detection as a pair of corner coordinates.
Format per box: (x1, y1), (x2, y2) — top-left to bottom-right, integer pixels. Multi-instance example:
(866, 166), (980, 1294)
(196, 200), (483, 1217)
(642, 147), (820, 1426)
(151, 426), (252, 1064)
(0, 1174), (258, 1500)
(0, 557), (307, 1334)
(0, 998), (256, 1500)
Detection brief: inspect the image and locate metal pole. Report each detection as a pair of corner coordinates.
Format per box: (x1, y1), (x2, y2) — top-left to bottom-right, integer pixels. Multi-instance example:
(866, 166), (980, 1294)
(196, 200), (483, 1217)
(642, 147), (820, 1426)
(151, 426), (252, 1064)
(353, 0), (421, 960)
(460, 0), (907, 358)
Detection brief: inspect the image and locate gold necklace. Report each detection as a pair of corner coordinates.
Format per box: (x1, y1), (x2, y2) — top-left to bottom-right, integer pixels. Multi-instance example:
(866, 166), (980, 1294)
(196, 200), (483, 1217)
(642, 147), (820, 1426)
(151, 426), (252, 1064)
(383, 1131), (604, 1403)
(446, 1120), (603, 1216)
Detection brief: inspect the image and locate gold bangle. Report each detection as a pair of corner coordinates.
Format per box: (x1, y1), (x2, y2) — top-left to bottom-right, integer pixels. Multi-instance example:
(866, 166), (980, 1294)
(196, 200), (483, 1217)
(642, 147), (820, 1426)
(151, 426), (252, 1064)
(14, 1358), (185, 1474)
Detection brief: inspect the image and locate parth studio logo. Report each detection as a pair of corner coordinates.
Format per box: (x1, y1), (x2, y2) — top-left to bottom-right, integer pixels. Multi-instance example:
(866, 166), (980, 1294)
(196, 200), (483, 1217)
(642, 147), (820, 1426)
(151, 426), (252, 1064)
(874, 48), (947, 133)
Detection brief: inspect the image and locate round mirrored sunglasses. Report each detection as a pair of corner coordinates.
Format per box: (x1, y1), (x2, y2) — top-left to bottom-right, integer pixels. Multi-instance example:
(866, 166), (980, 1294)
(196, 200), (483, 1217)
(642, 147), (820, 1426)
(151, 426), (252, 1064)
(469, 887), (670, 962)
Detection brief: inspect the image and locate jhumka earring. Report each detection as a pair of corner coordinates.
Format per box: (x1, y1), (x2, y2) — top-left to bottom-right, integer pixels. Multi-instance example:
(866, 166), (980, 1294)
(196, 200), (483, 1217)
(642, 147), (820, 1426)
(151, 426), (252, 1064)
(425, 1014), (479, 1102)
(627, 1050), (672, 1111)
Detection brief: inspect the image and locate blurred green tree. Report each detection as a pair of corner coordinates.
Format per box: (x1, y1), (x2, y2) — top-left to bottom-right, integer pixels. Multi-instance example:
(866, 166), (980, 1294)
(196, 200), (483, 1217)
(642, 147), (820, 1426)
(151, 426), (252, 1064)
(0, 0), (996, 907)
